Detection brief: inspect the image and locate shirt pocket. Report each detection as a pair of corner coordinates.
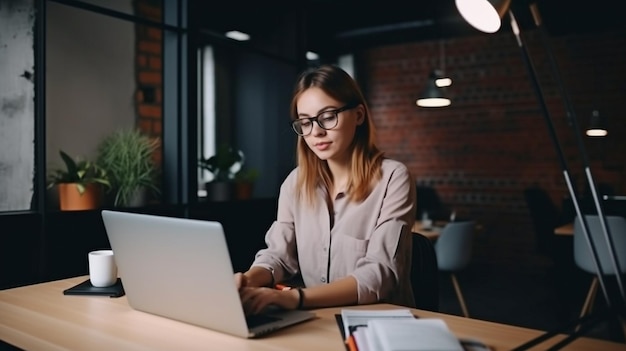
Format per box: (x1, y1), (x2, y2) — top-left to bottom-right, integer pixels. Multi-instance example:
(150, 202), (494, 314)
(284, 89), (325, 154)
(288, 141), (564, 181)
(334, 233), (369, 254)
(330, 233), (369, 278)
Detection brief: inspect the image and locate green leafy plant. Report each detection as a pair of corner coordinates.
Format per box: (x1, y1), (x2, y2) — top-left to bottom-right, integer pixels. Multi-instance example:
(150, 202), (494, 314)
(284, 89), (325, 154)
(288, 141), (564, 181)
(47, 150), (110, 194)
(235, 168), (259, 183)
(198, 144), (245, 182)
(96, 129), (160, 207)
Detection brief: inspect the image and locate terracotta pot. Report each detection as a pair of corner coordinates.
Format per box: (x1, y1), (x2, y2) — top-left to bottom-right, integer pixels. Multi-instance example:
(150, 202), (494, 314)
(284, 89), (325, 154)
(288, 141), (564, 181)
(57, 183), (103, 211)
(235, 182), (254, 200)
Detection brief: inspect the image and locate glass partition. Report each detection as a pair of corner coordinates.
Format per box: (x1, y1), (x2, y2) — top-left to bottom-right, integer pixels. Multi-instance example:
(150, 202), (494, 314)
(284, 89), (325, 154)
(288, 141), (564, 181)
(0, 0), (36, 212)
(45, 0), (165, 210)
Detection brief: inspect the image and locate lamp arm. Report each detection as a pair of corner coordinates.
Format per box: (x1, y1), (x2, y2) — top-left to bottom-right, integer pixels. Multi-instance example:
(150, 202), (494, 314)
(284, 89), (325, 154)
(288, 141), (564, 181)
(528, 1), (625, 302)
(504, 5), (626, 350)
(506, 7), (615, 310)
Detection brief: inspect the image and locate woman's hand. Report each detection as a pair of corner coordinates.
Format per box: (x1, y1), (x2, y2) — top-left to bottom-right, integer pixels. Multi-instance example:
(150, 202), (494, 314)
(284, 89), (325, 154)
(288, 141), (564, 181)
(234, 272), (247, 290)
(239, 287), (300, 315)
(233, 267), (273, 289)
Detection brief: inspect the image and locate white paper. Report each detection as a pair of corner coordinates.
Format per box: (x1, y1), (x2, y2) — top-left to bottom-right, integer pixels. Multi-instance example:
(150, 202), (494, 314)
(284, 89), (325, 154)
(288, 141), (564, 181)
(340, 308), (416, 339)
(367, 318), (464, 351)
(353, 327), (371, 351)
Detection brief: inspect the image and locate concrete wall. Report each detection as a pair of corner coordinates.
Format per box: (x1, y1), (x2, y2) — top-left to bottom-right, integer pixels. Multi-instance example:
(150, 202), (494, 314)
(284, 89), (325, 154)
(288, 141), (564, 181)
(46, 1), (135, 167)
(0, 0), (35, 211)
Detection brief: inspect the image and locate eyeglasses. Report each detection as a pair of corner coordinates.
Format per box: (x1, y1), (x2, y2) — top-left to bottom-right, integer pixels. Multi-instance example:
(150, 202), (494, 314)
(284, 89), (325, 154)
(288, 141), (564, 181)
(291, 104), (356, 136)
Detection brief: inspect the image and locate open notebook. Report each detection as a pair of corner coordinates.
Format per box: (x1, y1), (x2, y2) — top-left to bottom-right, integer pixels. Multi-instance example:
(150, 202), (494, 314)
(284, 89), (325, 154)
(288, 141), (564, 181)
(101, 210), (315, 338)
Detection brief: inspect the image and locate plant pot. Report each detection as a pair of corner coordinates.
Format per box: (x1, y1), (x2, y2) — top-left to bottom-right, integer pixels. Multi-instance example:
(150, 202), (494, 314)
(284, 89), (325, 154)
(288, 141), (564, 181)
(204, 181), (234, 202)
(235, 182), (254, 200)
(126, 187), (149, 207)
(57, 183), (103, 211)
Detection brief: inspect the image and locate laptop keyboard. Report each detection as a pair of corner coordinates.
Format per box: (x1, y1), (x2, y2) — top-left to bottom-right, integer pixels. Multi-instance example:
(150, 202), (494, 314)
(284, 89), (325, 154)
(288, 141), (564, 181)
(246, 314), (282, 328)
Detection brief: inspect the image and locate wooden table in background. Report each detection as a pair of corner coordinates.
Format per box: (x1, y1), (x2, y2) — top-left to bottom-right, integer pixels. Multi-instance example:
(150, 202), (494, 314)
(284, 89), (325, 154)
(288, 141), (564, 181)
(412, 220), (446, 240)
(555, 223), (574, 236)
(412, 220), (484, 240)
(2, 276), (626, 351)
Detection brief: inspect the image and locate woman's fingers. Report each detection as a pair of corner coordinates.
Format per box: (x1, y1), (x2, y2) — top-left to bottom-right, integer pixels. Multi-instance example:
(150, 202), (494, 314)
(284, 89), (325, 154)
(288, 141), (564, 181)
(234, 272), (246, 289)
(240, 287), (280, 314)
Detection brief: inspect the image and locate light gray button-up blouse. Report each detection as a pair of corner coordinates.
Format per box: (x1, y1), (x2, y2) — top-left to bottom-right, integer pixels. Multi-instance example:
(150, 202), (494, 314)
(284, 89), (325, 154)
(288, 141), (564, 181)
(251, 158), (417, 307)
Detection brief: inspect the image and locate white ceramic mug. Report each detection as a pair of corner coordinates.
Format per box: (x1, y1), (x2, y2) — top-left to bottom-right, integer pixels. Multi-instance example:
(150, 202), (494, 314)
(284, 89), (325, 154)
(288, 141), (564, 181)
(88, 250), (118, 287)
(422, 219), (433, 230)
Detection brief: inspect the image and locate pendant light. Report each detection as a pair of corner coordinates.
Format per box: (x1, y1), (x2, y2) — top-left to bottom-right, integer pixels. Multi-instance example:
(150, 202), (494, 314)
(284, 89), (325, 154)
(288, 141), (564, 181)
(417, 41), (452, 108)
(416, 69), (451, 107)
(586, 110), (607, 137)
(586, 64), (607, 137)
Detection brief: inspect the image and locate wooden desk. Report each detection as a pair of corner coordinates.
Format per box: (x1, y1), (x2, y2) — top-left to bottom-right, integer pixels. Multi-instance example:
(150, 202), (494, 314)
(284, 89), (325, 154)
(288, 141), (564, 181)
(555, 223), (574, 236)
(412, 220), (446, 240)
(2, 277), (625, 351)
(412, 220), (484, 241)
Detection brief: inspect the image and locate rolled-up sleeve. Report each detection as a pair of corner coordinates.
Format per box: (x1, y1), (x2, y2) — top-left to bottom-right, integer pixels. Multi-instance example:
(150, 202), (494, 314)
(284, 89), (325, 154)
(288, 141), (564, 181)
(250, 171), (300, 284)
(349, 163), (416, 305)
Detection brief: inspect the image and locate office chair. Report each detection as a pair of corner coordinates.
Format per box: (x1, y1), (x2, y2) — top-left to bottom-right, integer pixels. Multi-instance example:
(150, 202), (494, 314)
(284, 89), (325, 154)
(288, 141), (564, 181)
(574, 215), (626, 319)
(435, 221), (475, 318)
(525, 186), (579, 322)
(523, 186), (561, 256)
(410, 232), (439, 312)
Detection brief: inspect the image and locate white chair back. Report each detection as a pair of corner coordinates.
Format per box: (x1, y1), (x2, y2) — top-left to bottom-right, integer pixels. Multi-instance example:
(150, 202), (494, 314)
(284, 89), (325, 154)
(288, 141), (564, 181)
(574, 215), (626, 275)
(435, 221), (475, 272)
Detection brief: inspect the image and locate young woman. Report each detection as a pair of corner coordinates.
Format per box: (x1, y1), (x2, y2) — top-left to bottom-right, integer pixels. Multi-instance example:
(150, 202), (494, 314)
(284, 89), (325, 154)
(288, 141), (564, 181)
(235, 64), (416, 314)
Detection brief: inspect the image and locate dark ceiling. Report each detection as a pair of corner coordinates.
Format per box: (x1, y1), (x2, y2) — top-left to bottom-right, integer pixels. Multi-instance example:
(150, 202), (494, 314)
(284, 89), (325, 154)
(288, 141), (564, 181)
(190, 0), (625, 55)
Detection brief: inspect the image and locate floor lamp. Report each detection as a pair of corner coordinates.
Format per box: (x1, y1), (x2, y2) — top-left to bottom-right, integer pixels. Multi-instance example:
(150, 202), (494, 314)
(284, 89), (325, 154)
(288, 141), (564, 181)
(455, 0), (625, 348)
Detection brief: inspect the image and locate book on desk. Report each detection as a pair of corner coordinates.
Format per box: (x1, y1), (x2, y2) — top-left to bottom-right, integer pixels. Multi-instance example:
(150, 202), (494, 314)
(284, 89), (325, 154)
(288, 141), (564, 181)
(338, 308), (469, 351)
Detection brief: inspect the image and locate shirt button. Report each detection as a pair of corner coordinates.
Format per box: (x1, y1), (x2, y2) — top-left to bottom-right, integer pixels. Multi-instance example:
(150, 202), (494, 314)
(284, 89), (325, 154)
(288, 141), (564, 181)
(321, 277), (326, 283)
(323, 247), (327, 251)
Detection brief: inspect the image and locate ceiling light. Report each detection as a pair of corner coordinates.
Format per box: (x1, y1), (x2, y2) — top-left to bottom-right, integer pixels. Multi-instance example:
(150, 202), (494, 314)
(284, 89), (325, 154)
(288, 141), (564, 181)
(455, 0), (511, 33)
(435, 77), (452, 87)
(225, 30), (250, 41)
(586, 110), (608, 137)
(417, 70), (451, 108)
(306, 51), (319, 61)
(436, 40), (452, 87)
(417, 40), (452, 108)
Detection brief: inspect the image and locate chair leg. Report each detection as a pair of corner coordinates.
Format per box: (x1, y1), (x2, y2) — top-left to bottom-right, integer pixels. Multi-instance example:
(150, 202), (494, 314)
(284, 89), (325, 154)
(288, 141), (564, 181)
(450, 273), (469, 318)
(575, 277), (598, 333)
(579, 277), (598, 319)
(587, 278), (598, 315)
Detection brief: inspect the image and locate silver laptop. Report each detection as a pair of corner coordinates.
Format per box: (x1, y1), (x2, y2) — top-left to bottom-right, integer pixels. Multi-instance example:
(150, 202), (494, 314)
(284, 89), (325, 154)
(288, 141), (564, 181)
(101, 210), (316, 338)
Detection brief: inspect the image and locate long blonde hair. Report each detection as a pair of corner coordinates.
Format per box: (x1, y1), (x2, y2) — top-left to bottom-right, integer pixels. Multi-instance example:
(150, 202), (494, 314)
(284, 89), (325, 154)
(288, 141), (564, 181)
(290, 64), (384, 205)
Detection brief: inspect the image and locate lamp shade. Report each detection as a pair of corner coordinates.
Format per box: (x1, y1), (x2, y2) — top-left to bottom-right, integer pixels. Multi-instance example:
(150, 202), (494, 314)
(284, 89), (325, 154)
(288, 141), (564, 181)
(455, 0), (511, 33)
(586, 110), (608, 137)
(417, 71), (451, 108)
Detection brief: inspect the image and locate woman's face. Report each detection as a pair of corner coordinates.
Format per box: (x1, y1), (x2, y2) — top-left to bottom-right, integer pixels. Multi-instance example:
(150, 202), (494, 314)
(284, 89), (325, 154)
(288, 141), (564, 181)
(296, 87), (363, 163)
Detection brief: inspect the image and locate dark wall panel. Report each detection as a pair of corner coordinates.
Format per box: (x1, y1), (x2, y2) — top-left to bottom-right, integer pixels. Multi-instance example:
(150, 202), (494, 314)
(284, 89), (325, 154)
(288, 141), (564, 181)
(0, 213), (41, 289)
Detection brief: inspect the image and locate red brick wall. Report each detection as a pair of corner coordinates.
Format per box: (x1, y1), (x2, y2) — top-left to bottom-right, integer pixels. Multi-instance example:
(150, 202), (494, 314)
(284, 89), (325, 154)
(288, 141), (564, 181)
(134, 1), (163, 166)
(356, 29), (626, 238)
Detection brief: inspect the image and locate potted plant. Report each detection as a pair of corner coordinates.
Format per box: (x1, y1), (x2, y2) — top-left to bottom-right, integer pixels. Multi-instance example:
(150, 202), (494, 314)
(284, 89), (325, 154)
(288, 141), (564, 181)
(96, 129), (160, 207)
(234, 167), (259, 200)
(198, 144), (244, 201)
(47, 150), (110, 211)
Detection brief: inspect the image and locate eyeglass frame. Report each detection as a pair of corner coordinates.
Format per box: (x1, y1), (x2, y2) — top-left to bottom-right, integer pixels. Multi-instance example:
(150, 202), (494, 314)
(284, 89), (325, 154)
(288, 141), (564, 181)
(290, 103), (358, 136)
